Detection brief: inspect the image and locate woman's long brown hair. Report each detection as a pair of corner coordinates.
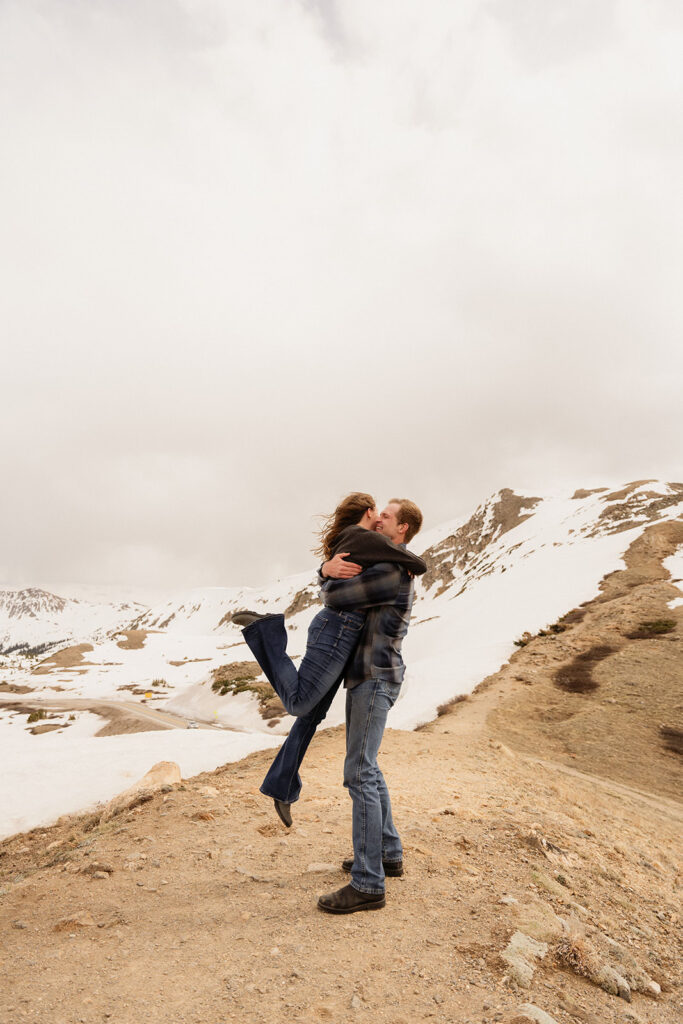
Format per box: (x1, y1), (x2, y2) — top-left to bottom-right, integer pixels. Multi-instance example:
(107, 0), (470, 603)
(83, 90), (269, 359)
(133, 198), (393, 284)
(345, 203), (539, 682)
(313, 492), (376, 561)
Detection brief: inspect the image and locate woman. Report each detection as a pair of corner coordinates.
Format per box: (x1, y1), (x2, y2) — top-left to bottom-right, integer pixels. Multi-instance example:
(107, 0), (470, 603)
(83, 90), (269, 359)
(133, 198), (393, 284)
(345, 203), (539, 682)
(233, 492), (426, 825)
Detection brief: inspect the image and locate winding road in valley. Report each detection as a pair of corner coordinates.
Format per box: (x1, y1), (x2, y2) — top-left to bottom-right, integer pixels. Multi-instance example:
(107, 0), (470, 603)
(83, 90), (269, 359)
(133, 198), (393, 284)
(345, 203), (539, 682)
(0, 695), (227, 733)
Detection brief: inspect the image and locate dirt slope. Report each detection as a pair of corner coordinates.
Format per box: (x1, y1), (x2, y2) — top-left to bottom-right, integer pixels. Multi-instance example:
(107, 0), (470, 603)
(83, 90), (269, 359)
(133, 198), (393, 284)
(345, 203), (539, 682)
(486, 520), (683, 800)
(1, 524), (681, 1024)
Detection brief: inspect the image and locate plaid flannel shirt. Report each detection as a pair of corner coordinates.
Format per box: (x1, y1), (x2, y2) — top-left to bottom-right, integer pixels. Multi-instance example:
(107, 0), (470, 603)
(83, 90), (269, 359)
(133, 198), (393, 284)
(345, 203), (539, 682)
(320, 560), (414, 690)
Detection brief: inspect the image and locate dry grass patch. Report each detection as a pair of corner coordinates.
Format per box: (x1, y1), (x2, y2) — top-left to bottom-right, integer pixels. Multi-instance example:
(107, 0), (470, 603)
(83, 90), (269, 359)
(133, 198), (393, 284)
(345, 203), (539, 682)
(31, 643), (94, 674)
(554, 645), (616, 694)
(437, 693), (468, 717)
(116, 630), (148, 650)
(210, 661), (285, 725)
(626, 618), (676, 639)
(659, 725), (683, 756)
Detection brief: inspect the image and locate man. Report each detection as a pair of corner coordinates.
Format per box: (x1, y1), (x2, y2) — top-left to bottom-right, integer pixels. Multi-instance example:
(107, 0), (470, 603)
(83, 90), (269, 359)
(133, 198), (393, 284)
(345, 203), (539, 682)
(316, 498), (423, 914)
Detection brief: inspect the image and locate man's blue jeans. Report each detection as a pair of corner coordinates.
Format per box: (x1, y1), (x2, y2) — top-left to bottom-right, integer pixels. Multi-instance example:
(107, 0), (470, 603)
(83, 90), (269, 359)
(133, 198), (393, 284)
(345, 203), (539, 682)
(242, 609), (364, 718)
(344, 677), (403, 895)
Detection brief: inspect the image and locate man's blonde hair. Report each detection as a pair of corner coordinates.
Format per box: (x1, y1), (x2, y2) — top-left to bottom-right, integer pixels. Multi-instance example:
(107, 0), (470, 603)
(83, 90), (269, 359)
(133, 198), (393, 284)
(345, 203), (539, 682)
(389, 498), (423, 544)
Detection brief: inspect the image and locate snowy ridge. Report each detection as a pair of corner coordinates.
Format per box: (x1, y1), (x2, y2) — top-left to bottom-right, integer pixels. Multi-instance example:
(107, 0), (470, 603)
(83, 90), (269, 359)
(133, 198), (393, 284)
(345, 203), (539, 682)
(0, 586), (146, 653)
(0, 588), (69, 619)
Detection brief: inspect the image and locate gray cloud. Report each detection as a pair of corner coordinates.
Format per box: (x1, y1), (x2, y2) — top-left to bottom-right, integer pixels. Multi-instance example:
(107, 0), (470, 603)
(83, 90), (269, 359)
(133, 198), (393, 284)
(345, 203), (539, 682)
(1, 1), (681, 588)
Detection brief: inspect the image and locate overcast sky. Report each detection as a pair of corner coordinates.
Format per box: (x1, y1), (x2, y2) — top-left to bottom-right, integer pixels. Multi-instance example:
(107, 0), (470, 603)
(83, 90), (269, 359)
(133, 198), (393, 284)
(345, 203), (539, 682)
(1, 0), (681, 591)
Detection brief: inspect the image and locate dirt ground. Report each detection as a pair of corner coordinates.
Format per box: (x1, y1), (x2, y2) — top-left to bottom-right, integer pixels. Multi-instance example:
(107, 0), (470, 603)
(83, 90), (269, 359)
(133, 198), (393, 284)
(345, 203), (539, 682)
(115, 631), (149, 651)
(487, 520), (683, 801)
(0, 523), (681, 1024)
(31, 644), (95, 675)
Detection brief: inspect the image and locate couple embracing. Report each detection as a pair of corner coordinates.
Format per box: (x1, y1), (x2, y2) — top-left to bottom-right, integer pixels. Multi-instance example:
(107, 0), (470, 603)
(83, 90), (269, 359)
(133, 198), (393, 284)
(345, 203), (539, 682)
(233, 492), (425, 914)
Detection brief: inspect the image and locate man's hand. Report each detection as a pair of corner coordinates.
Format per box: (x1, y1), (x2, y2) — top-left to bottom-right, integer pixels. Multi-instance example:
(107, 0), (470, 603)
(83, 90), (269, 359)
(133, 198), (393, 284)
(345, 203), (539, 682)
(322, 552), (363, 579)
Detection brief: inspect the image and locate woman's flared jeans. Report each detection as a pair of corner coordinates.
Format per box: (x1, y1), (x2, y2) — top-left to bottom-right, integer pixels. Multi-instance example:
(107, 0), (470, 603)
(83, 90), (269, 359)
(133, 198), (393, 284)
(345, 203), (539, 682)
(242, 609), (364, 804)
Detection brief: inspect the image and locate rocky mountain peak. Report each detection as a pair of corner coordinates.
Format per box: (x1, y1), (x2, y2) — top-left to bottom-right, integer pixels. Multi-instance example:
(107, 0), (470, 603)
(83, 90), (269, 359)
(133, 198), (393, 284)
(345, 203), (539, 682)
(586, 480), (683, 536)
(0, 588), (69, 620)
(420, 488), (541, 596)
(418, 482), (683, 600)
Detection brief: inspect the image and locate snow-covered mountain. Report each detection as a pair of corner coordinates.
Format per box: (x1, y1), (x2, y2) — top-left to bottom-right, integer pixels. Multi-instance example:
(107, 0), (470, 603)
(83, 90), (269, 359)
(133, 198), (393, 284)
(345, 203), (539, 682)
(0, 586), (146, 655)
(0, 587), (69, 619)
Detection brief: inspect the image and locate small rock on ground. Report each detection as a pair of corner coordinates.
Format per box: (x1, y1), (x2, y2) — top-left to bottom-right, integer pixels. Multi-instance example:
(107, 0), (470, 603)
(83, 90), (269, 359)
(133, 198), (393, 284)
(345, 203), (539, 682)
(513, 1004), (559, 1024)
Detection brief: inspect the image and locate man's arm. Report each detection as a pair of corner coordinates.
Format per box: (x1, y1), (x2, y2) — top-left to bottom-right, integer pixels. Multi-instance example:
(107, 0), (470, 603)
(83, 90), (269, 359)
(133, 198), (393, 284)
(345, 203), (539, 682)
(321, 563), (402, 612)
(320, 552), (362, 579)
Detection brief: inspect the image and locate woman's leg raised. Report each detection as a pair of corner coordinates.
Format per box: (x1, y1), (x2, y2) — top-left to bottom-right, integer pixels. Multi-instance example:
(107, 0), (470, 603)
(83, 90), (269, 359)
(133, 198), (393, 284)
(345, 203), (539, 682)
(242, 610), (363, 717)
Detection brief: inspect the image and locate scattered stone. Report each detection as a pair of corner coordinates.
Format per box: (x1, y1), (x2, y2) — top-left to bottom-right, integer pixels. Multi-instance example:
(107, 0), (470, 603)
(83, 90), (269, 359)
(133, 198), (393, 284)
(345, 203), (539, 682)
(558, 996), (598, 1023)
(257, 823), (281, 837)
(531, 870), (569, 899)
(124, 853), (146, 871)
(82, 862), (114, 876)
(234, 866), (274, 883)
(92, 871), (109, 880)
(306, 862), (336, 873)
(599, 965), (631, 1001)
(98, 910), (126, 929)
(604, 937), (662, 996)
(500, 931), (548, 987)
(12, 920), (28, 930)
(524, 832), (571, 866)
(514, 1004), (559, 1024)
(350, 993), (362, 1009)
(512, 900), (565, 942)
(100, 762), (181, 822)
(556, 935), (632, 1001)
(46, 839), (65, 852)
(191, 811), (215, 822)
(53, 912), (96, 932)
(499, 896), (518, 906)
(198, 785), (219, 798)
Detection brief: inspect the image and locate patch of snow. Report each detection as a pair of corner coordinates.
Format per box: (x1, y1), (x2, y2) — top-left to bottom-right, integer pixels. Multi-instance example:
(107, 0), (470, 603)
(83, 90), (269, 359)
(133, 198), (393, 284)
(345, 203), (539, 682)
(165, 680), (293, 735)
(626, 481), (673, 498)
(0, 717), (280, 840)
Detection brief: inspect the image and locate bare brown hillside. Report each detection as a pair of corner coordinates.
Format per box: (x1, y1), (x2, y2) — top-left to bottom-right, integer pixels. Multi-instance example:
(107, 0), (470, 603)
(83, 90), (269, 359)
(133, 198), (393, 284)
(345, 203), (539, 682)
(0, 522), (681, 1024)
(485, 520), (683, 801)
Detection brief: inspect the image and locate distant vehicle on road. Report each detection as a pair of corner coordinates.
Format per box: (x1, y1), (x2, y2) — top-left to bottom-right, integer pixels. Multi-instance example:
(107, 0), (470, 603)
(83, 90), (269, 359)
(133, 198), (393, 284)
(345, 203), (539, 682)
(186, 720), (199, 729)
